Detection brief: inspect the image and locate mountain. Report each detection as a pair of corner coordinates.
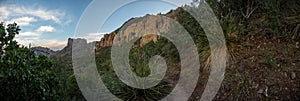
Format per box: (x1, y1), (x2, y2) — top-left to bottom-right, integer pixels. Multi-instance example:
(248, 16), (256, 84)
(97, 13), (176, 48)
(55, 38), (97, 56)
(30, 46), (56, 57)
(55, 38), (76, 58)
(46, 1), (300, 100)
(54, 7), (190, 57)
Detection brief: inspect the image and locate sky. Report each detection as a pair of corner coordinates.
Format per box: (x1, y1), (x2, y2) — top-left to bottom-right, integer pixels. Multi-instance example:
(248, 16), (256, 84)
(0, 0), (193, 50)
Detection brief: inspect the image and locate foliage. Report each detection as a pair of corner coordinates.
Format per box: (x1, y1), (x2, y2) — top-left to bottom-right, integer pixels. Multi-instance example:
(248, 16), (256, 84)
(95, 38), (179, 100)
(50, 53), (85, 101)
(0, 22), (61, 100)
(2, 0), (297, 100)
(50, 1), (300, 100)
(212, 0), (300, 36)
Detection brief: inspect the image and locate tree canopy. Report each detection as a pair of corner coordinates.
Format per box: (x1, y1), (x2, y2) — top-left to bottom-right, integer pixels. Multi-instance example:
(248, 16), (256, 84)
(0, 22), (61, 100)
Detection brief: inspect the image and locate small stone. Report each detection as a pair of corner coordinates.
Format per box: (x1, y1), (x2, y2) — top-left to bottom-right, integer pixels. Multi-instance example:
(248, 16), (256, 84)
(284, 72), (288, 77)
(257, 84), (268, 97)
(237, 66), (245, 73)
(253, 84), (259, 89)
(264, 85), (269, 97)
(257, 89), (264, 94)
(291, 72), (296, 80)
(255, 84), (259, 88)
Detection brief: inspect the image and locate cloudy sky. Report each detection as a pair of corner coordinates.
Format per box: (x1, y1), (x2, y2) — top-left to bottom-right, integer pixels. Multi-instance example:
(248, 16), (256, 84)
(0, 0), (192, 50)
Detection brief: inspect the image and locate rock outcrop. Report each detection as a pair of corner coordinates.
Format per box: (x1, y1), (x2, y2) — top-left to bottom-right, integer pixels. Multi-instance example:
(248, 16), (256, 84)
(98, 14), (172, 48)
(55, 38), (88, 57)
(98, 32), (116, 47)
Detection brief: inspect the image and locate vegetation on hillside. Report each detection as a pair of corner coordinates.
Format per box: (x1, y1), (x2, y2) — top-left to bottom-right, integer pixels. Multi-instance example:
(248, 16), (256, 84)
(1, 0), (299, 100)
(93, 0), (300, 100)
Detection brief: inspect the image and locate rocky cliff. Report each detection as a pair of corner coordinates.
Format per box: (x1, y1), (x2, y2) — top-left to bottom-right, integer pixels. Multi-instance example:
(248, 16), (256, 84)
(97, 12), (177, 48)
(52, 7), (187, 59)
(98, 32), (116, 47)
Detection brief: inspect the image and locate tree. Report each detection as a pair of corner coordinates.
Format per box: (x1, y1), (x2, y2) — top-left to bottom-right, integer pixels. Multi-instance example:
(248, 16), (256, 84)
(0, 22), (61, 100)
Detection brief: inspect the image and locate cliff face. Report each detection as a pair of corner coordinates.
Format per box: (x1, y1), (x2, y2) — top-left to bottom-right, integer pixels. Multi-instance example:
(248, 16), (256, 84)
(98, 32), (116, 47)
(98, 14), (172, 48)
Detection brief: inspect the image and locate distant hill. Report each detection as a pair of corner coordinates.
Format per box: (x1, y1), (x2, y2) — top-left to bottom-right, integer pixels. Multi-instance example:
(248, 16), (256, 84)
(30, 46), (57, 57)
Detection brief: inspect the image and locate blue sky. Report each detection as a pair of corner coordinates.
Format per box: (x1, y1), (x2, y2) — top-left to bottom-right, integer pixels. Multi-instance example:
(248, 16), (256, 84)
(0, 0), (192, 50)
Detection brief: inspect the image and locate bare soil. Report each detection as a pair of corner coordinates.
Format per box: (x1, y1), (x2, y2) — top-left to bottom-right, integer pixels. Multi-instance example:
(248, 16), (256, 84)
(191, 34), (300, 101)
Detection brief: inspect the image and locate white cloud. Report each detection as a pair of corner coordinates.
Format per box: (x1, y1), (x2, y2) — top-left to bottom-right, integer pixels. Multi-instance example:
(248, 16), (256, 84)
(13, 6), (65, 24)
(15, 25), (56, 47)
(15, 36), (40, 47)
(16, 25), (56, 37)
(7, 16), (37, 26)
(1, 5), (66, 24)
(18, 31), (40, 37)
(17, 8), (64, 24)
(40, 40), (67, 50)
(36, 25), (56, 32)
(0, 6), (10, 21)
(84, 32), (106, 42)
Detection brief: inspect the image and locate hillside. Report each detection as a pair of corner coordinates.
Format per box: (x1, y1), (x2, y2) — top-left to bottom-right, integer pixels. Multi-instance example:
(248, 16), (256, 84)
(51, 1), (300, 100)
(30, 46), (56, 57)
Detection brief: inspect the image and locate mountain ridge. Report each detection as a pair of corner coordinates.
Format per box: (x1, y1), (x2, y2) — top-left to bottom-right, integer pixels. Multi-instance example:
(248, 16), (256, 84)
(97, 7), (187, 48)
